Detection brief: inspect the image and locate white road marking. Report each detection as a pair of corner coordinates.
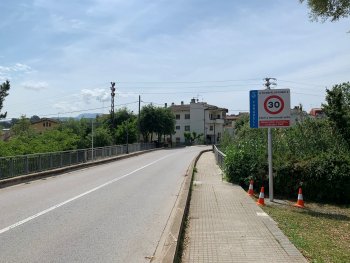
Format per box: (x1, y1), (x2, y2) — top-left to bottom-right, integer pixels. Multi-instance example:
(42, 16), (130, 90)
(0, 154), (171, 235)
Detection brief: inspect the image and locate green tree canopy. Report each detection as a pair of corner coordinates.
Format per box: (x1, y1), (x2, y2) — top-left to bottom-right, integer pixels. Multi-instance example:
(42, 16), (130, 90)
(115, 119), (138, 144)
(300, 0), (350, 21)
(0, 80), (10, 119)
(11, 115), (34, 136)
(139, 105), (175, 143)
(140, 104), (157, 142)
(322, 82), (350, 146)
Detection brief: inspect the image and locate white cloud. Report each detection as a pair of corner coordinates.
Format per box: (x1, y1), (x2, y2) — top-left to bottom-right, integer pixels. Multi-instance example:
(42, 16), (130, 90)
(81, 88), (110, 104)
(0, 63), (33, 78)
(21, 80), (48, 91)
(13, 63), (32, 72)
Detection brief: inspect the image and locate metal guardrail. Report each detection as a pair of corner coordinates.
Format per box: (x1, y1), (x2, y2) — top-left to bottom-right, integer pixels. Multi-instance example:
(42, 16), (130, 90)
(0, 143), (155, 180)
(213, 145), (226, 169)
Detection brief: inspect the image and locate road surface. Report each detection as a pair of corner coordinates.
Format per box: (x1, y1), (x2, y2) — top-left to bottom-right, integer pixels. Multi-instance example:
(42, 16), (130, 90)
(0, 146), (207, 263)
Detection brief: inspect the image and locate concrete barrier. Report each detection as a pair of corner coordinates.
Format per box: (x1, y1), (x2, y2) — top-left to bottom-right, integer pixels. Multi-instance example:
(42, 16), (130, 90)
(151, 149), (212, 263)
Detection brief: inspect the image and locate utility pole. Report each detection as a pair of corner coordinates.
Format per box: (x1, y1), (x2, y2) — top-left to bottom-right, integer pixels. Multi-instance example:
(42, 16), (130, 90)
(264, 77), (277, 202)
(110, 82), (116, 129)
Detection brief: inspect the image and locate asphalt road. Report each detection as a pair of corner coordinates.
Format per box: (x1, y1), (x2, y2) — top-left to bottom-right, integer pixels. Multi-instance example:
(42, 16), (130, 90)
(0, 146), (207, 263)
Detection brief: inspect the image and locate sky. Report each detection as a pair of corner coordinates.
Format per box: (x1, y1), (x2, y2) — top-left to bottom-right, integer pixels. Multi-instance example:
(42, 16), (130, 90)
(0, 0), (349, 119)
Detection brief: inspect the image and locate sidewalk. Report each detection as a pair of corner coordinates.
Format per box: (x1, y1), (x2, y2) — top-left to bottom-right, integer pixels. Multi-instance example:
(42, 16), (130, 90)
(182, 152), (307, 263)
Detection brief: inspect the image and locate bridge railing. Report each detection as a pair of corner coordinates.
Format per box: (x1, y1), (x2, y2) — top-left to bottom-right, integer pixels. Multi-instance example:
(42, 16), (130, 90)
(0, 143), (155, 180)
(213, 145), (226, 169)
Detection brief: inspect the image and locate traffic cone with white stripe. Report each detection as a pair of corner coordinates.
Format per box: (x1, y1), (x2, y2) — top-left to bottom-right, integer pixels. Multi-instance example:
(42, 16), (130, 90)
(247, 180), (254, 196)
(256, 186), (265, 206)
(294, 188), (305, 208)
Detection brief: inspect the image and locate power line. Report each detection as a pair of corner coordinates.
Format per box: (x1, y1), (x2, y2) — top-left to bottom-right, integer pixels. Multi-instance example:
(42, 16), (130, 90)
(117, 78), (262, 84)
(39, 101), (139, 118)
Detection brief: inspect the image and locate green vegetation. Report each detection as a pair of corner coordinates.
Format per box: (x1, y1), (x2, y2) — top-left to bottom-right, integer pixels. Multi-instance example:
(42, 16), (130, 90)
(0, 80), (10, 119)
(262, 202), (350, 262)
(139, 104), (175, 143)
(0, 104), (175, 157)
(224, 82), (350, 204)
(184, 131), (203, 145)
(299, 0), (350, 22)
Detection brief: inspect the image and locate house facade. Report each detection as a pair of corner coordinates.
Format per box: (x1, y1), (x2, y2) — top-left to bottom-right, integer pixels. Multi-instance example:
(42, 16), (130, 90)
(224, 112), (249, 136)
(169, 99), (228, 144)
(31, 118), (59, 133)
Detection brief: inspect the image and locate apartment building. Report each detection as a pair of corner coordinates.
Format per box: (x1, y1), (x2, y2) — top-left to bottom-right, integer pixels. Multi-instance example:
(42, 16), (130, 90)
(168, 99), (228, 144)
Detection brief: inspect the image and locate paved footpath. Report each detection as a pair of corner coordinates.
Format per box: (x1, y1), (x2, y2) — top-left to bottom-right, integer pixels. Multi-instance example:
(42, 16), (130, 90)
(182, 152), (307, 263)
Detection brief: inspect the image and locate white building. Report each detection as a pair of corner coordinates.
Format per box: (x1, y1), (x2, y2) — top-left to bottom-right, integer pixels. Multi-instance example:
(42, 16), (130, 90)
(168, 99), (228, 145)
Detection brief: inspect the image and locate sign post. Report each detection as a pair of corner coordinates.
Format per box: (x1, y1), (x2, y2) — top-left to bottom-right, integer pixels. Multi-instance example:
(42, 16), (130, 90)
(250, 88), (291, 201)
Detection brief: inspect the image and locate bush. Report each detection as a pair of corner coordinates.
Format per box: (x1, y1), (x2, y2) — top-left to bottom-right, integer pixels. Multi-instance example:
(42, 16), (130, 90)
(224, 117), (350, 204)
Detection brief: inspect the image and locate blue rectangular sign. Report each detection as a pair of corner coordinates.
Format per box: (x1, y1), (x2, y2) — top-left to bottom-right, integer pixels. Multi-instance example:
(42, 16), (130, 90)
(250, 90), (258, 128)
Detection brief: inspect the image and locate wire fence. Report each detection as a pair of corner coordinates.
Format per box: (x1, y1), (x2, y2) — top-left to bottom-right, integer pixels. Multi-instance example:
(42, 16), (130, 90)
(213, 145), (226, 169)
(0, 143), (155, 180)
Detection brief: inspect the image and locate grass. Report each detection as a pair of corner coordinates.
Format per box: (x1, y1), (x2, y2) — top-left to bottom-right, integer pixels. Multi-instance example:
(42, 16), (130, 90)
(261, 200), (350, 263)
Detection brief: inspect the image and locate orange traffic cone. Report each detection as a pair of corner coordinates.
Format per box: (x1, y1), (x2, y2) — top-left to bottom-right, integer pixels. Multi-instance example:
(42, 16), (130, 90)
(247, 180), (254, 196)
(256, 187), (265, 206)
(294, 188), (305, 208)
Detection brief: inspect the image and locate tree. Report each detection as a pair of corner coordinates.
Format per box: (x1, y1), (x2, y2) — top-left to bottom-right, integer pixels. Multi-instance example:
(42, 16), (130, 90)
(115, 119), (138, 144)
(11, 115), (34, 136)
(88, 126), (113, 147)
(58, 118), (91, 148)
(0, 80), (10, 119)
(140, 104), (157, 142)
(322, 82), (350, 146)
(30, 115), (41, 123)
(139, 105), (175, 143)
(154, 107), (175, 143)
(299, 0), (350, 21)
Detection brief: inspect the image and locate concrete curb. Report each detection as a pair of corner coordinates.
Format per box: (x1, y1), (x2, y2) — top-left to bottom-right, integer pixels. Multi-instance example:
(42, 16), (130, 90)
(151, 149), (212, 263)
(0, 148), (159, 189)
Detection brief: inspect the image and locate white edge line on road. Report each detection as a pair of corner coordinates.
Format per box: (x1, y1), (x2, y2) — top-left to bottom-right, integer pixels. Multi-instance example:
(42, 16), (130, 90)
(0, 154), (172, 235)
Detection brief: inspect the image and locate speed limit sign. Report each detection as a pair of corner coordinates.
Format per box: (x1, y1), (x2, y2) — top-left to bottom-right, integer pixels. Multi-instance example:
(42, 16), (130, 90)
(264, 95), (284, 115)
(250, 89), (291, 128)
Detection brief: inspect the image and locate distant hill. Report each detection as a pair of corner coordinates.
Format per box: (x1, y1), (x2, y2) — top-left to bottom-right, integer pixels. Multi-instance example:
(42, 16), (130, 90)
(75, 113), (104, 119)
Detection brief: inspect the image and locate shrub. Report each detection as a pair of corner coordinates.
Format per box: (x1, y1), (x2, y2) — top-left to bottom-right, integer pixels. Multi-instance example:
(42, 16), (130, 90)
(224, 117), (350, 204)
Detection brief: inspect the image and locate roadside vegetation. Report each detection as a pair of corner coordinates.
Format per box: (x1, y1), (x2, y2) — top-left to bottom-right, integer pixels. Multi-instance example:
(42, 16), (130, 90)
(221, 82), (350, 261)
(222, 82), (350, 204)
(0, 80), (175, 157)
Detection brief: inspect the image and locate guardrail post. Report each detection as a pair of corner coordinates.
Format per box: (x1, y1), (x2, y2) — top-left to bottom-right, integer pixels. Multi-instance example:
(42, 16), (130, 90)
(25, 156), (29, 174)
(11, 158), (14, 177)
(39, 154), (42, 172)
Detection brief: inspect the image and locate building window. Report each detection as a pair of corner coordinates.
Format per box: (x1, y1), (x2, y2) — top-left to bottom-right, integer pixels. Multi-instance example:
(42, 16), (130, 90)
(176, 137), (180, 142)
(185, 125), (190, 131)
(210, 126), (213, 131)
(185, 114), (190, 119)
(217, 114), (221, 119)
(176, 114), (180, 120)
(43, 123), (45, 127)
(176, 125), (180, 130)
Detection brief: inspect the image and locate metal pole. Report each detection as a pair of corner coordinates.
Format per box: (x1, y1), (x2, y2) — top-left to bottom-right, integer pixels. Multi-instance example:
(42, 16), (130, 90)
(268, 127), (273, 201)
(265, 77), (276, 202)
(126, 122), (129, 154)
(91, 119), (94, 161)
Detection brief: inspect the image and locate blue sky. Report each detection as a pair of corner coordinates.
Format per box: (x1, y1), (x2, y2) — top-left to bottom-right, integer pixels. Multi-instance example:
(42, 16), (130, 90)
(0, 0), (349, 119)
